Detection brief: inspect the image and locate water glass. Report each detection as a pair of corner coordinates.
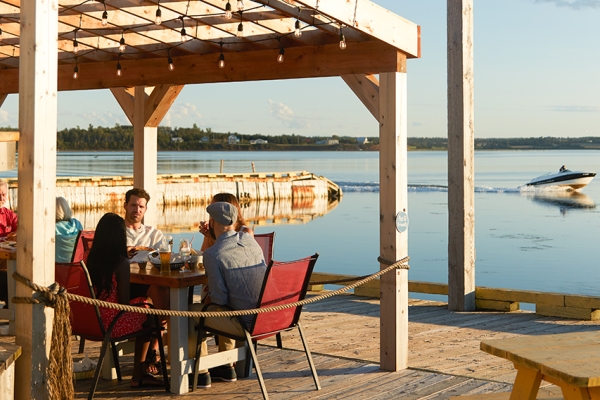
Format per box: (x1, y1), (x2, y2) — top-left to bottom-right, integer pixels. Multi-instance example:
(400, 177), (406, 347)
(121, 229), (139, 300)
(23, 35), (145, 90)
(179, 239), (191, 269)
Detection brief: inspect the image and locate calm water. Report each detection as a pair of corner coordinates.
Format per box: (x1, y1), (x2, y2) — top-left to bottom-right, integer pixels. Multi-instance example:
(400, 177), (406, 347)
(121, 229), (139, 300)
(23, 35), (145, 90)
(2, 150), (599, 299)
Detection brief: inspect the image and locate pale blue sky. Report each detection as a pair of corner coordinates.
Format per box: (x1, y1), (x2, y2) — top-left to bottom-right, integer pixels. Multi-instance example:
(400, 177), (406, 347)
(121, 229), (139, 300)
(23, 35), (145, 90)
(1, 0), (599, 138)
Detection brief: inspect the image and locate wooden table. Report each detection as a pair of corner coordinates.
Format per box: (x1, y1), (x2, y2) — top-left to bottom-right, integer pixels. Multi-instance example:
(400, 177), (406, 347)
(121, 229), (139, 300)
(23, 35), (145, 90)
(481, 331), (600, 400)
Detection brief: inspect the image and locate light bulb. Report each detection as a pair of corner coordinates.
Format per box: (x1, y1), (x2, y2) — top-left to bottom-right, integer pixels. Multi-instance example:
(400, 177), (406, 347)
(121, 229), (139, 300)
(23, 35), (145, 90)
(236, 22), (243, 38)
(225, 2), (232, 19)
(294, 20), (302, 38)
(339, 33), (346, 50)
(219, 53), (225, 68)
(180, 27), (188, 42)
(73, 66), (79, 79)
(237, 0), (244, 11)
(116, 62), (122, 76)
(168, 56), (174, 71)
(119, 37), (126, 53)
(277, 47), (284, 63)
(73, 39), (79, 53)
(102, 11), (108, 26)
(0, 28), (3, 41)
(155, 8), (162, 25)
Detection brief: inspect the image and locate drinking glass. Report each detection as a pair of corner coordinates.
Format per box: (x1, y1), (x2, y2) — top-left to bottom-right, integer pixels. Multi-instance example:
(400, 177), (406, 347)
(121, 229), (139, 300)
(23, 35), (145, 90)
(179, 239), (191, 270)
(159, 238), (171, 275)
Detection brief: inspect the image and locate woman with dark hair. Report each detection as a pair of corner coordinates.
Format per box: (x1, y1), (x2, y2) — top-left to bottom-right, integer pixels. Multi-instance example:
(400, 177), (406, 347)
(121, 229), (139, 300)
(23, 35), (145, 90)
(86, 213), (163, 388)
(199, 192), (253, 251)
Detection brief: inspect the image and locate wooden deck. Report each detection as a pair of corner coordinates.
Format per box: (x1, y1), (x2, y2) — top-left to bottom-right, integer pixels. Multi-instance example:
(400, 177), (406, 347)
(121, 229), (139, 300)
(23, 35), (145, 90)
(3, 292), (598, 398)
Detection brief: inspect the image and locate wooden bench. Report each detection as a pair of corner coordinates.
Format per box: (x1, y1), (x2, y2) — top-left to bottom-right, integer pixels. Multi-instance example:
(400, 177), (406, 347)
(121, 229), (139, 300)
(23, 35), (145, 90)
(474, 332), (600, 400)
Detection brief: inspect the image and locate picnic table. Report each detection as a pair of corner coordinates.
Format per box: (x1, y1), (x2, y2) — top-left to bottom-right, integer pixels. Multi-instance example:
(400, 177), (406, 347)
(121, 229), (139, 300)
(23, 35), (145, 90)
(480, 331), (600, 400)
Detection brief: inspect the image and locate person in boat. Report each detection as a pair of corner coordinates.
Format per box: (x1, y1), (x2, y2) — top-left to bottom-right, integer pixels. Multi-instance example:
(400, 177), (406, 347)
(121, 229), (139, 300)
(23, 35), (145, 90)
(188, 202), (267, 388)
(55, 196), (83, 263)
(560, 165), (567, 172)
(0, 179), (17, 309)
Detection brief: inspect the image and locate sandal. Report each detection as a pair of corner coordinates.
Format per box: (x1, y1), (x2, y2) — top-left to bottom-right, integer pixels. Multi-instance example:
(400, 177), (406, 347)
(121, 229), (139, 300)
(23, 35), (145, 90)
(144, 349), (163, 376)
(130, 373), (165, 388)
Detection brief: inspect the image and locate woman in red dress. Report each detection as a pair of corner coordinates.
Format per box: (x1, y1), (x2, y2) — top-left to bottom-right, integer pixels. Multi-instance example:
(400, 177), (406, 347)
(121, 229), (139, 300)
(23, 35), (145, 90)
(86, 213), (164, 388)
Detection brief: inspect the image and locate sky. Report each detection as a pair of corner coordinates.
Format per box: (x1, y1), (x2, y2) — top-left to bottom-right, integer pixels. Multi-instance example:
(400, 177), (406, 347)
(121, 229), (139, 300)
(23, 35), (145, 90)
(1, 0), (599, 138)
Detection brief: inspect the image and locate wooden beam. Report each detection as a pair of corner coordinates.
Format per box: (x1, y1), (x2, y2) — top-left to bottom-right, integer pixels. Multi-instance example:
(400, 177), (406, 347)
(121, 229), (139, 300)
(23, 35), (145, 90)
(14, 0), (58, 396)
(287, 0), (420, 58)
(447, 0), (475, 311)
(0, 131), (19, 142)
(379, 70), (408, 371)
(0, 94), (7, 107)
(144, 84), (184, 127)
(133, 86), (158, 226)
(110, 88), (135, 125)
(341, 74), (380, 121)
(0, 41), (403, 94)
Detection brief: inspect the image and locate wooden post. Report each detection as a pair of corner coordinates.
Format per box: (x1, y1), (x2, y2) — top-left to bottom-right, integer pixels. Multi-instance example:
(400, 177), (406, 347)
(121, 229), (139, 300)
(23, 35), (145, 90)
(379, 70), (408, 371)
(133, 86), (158, 226)
(447, 0), (475, 311)
(15, 0), (58, 396)
(220, 159), (224, 173)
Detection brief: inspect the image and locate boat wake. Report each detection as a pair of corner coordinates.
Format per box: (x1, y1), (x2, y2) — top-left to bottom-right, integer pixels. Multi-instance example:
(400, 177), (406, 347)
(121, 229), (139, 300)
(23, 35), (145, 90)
(338, 182), (576, 194)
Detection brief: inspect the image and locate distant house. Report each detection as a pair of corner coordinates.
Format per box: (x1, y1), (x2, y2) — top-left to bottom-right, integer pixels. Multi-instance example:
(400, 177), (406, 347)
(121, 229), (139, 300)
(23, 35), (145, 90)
(228, 135), (240, 144)
(316, 139), (339, 145)
(200, 136), (210, 143)
(171, 137), (183, 143)
(357, 137), (369, 145)
(250, 139), (268, 144)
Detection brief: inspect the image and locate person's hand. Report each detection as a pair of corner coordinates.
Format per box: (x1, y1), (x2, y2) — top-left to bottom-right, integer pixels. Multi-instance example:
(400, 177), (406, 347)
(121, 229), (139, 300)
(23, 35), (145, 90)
(127, 246), (138, 259)
(6, 232), (16, 241)
(199, 221), (210, 237)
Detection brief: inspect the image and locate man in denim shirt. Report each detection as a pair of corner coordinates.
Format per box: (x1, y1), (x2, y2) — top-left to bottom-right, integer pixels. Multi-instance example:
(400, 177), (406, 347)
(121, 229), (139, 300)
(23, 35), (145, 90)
(188, 201), (267, 388)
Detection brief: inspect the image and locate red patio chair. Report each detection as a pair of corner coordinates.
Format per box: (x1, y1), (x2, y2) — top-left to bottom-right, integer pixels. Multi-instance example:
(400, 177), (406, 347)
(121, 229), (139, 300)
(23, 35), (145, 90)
(253, 232), (275, 266)
(55, 261), (169, 399)
(70, 230), (95, 263)
(192, 253), (320, 399)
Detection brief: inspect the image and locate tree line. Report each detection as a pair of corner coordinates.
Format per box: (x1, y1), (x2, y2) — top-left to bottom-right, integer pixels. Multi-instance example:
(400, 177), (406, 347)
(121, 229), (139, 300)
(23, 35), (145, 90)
(1, 125), (599, 151)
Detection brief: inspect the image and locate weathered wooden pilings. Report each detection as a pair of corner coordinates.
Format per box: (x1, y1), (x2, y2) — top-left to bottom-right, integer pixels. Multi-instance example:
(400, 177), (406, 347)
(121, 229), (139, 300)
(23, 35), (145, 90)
(4, 170), (341, 211)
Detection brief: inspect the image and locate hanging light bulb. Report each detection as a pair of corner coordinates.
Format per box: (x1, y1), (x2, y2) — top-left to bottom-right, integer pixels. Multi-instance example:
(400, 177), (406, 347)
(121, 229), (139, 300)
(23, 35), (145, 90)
(73, 38), (79, 53)
(225, 1), (232, 19)
(0, 18), (3, 41)
(277, 47), (285, 63)
(167, 49), (174, 71)
(236, 22), (243, 38)
(73, 60), (79, 79)
(237, 0), (244, 11)
(155, 7), (162, 25)
(219, 53), (225, 68)
(116, 60), (122, 76)
(180, 27), (188, 42)
(339, 32), (346, 50)
(119, 34), (126, 53)
(102, 10), (108, 26)
(294, 20), (302, 38)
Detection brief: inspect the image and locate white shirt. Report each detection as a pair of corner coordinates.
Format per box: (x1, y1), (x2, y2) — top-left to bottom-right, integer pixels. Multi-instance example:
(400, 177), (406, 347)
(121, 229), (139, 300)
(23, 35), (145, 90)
(126, 224), (164, 263)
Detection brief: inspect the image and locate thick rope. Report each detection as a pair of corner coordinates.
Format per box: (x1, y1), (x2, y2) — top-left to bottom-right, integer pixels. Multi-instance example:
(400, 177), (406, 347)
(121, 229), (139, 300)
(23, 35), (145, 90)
(12, 256), (409, 318)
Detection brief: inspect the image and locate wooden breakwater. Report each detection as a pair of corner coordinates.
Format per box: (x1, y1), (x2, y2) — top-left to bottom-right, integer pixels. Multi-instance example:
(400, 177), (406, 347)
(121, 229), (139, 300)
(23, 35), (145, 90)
(4, 170), (342, 210)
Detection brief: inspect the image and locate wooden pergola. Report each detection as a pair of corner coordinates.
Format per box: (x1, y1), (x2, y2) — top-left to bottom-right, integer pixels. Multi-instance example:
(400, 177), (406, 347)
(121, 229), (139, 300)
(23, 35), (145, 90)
(0, 0), (475, 397)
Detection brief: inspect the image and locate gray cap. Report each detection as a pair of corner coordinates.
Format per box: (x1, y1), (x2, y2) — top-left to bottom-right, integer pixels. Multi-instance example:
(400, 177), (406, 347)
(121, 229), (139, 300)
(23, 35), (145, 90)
(207, 201), (238, 226)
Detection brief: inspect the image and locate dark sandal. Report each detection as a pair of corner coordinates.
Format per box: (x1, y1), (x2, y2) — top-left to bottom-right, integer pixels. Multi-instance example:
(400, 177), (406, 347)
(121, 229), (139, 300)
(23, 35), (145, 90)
(130, 374), (165, 388)
(144, 350), (163, 375)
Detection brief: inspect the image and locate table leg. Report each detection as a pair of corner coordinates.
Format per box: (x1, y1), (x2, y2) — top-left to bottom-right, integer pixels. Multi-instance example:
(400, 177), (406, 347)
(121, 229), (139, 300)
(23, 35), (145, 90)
(509, 363), (542, 400)
(169, 287), (190, 394)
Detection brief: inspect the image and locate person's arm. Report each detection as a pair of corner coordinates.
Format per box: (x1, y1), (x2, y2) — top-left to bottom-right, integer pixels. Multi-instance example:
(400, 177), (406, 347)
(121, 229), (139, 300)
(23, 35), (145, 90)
(204, 253), (228, 305)
(114, 258), (131, 305)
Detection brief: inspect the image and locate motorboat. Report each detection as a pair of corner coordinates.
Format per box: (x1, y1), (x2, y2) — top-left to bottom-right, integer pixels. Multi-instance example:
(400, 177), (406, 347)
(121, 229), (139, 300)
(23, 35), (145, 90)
(526, 167), (596, 190)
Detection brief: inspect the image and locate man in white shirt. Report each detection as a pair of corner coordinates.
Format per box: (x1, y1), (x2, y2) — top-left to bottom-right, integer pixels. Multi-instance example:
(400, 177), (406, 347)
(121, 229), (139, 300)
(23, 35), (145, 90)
(124, 188), (164, 263)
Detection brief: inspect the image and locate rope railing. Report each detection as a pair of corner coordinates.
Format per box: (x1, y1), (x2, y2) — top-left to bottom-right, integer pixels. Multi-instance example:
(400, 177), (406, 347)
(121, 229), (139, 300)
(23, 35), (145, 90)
(10, 255), (408, 399)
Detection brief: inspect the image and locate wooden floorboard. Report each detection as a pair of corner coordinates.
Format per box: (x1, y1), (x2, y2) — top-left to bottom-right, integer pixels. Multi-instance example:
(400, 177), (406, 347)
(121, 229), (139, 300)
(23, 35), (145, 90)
(3, 291), (600, 398)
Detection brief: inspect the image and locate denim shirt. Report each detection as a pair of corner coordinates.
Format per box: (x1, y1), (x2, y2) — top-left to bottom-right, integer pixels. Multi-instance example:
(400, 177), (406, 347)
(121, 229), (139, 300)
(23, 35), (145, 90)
(203, 230), (267, 327)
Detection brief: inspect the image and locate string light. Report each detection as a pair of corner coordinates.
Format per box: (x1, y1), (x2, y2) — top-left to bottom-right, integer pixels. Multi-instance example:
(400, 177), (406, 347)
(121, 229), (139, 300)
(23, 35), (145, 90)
(116, 55), (122, 76)
(180, 17), (188, 42)
(224, 1), (232, 19)
(237, 0), (244, 11)
(167, 49), (174, 71)
(119, 32), (126, 52)
(218, 41), (225, 68)
(0, 17), (3, 41)
(277, 46), (284, 63)
(73, 58), (79, 79)
(294, 20), (302, 38)
(101, 1), (108, 26)
(155, 3), (162, 25)
(339, 25), (346, 50)
(236, 12), (243, 38)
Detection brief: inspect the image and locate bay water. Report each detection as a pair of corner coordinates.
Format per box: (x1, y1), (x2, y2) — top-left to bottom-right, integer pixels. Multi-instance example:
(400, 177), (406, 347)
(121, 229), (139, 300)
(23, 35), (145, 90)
(2, 150), (598, 301)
